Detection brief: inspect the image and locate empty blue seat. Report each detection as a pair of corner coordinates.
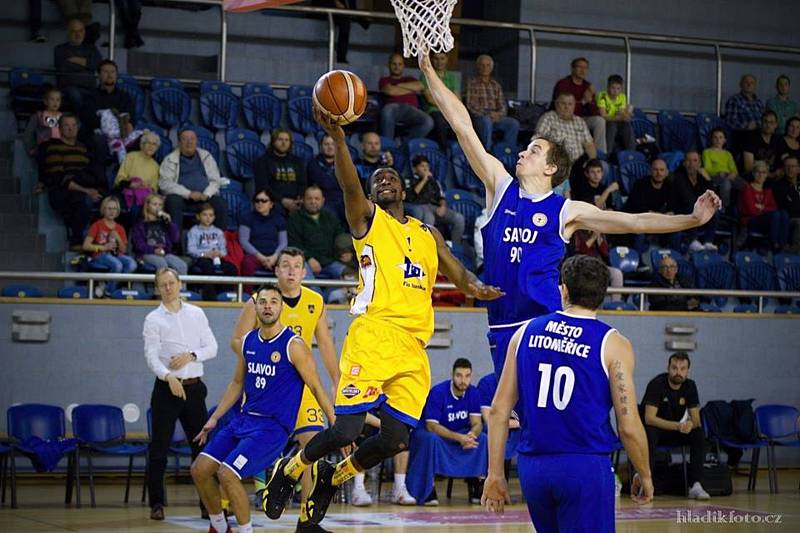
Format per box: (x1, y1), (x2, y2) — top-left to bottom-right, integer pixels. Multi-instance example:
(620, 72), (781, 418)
(288, 96), (321, 136)
(117, 73), (145, 123)
(447, 192), (482, 239)
(696, 260), (735, 307)
(380, 135), (398, 149)
(216, 291), (239, 302)
(618, 160), (650, 195)
(200, 80), (240, 131)
(776, 263), (800, 292)
(772, 253), (800, 269)
(243, 82), (274, 98)
(57, 286), (88, 299)
(451, 144), (483, 194)
(219, 189), (252, 231)
(491, 142), (520, 176)
(226, 127), (261, 144)
(9, 68), (46, 128)
(630, 117), (656, 141)
(226, 139), (266, 181)
(110, 288), (151, 300)
(609, 246), (640, 273)
(287, 84), (313, 101)
(657, 110), (696, 152)
(601, 300), (637, 311)
(179, 290), (202, 301)
(733, 303), (758, 313)
(150, 80), (191, 129)
(691, 250), (723, 267)
(10, 67), (44, 90)
(291, 137), (314, 164)
(243, 91), (283, 133)
(197, 136), (221, 163)
(2, 284), (42, 297)
(617, 150), (646, 165)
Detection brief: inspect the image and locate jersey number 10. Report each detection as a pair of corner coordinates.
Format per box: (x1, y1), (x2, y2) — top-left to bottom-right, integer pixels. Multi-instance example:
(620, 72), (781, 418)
(537, 363), (575, 410)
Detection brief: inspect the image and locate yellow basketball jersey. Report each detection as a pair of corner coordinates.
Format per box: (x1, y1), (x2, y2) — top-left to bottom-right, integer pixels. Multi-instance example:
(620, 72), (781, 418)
(351, 206), (438, 344)
(250, 286), (323, 347)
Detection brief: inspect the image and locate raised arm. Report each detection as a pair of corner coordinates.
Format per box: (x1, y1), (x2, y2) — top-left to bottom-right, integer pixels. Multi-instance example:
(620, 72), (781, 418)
(429, 225), (504, 301)
(564, 189), (721, 240)
(313, 105), (374, 237)
(418, 53), (507, 200)
(289, 337), (336, 424)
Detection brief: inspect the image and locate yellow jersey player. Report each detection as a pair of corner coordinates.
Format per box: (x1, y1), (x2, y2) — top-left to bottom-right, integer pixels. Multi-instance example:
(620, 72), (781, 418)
(261, 105), (503, 528)
(231, 247), (339, 533)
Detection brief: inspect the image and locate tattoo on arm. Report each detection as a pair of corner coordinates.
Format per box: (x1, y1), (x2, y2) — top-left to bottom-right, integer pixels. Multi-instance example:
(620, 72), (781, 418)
(612, 360), (629, 416)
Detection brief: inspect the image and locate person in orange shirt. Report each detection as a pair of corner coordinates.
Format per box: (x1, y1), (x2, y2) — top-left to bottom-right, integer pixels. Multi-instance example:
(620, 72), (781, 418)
(82, 196), (137, 296)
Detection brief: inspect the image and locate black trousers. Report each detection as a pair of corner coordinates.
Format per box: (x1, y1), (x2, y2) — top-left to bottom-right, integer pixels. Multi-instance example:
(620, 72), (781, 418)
(190, 257), (238, 300)
(148, 379), (208, 508)
(645, 425), (705, 485)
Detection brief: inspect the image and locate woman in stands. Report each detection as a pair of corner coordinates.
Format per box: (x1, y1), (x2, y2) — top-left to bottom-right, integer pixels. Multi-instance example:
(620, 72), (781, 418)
(113, 130), (160, 222)
(238, 188), (287, 276)
(738, 160), (790, 253)
(131, 193), (188, 276)
(83, 196), (138, 297)
(777, 116), (800, 164)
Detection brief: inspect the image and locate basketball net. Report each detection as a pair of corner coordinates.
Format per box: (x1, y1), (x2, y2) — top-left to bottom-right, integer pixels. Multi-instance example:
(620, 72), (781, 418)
(390, 0), (457, 58)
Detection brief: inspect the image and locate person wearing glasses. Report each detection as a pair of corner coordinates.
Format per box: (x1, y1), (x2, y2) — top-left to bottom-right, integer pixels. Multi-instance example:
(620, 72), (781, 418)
(239, 188), (287, 276)
(648, 255), (699, 311)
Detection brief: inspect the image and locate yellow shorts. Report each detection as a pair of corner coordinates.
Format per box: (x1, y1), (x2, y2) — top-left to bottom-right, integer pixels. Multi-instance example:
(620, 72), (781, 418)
(335, 317), (430, 427)
(294, 385), (325, 434)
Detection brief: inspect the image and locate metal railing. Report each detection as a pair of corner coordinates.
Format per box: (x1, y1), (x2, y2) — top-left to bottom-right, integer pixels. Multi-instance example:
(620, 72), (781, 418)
(1, 271), (797, 313)
(101, 0), (800, 115)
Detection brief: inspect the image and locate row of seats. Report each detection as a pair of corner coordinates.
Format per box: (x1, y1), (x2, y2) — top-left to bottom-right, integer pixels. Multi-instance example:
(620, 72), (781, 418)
(1, 283), (240, 302)
(630, 107), (731, 153)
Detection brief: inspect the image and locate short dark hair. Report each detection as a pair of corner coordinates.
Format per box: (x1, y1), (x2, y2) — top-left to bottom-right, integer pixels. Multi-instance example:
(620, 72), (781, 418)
(197, 202), (215, 214)
(785, 116), (800, 136)
(59, 112), (79, 127)
(452, 358), (472, 372)
(709, 126), (727, 139)
(585, 158), (603, 172)
(776, 74), (791, 88)
(783, 154), (799, 166)
(570, 57), (589, 68)
(559, 255), (609, 310)
(607, 74), (623, 86)
(278, 246), (306, 262)
(532, 134), (572, 188)
(367, 167), (401, 192)
(762, 110), (778, 121)
(668, 352), (691, 368)
(684, 149), (701, 158)
(254, 283), (283, 300)
(252, 188), (273, 202)
(304, 184), (323, 196)
(98, 59), (118, 74)
(411, 154), (430, 168)
(555, 91), (576, 101)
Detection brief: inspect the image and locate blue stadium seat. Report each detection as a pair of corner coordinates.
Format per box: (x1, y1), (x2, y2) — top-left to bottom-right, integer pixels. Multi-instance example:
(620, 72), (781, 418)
(737, 261), (778, 292)
(386, 146), (408, 176)
(150, 78), (191, 129)
(774, 305), (800, 314)
(179, 290), (202, 301)
(734, 250), (767, 268)
(450, 243), (474, 272)
(380, 135), (398, 149)
(650, 248), (694, 281)
(447, 191), (482, 240)
(617, 150), (646, 165)
(117, 73), (145, 123)
(197, 136), (221, 163)
(9, 67), (44, 90)
(630, 117), (656, 141)
(492, 142), (520, 176)
(110, 288), (151, 300)
(288, 96), (322, 136)
(657, 110), (696, 152)
(226, 127), (261, 144)
(226, 139), (266, 181)
(2, 284), (43, 297)
(776, 263), (800, 293)
(287, 84), (313, 101)
(243, 91), (283, 133)
(155, 137), (173, 163)
(618, 160), (650, 195)
(695, 260), (735, 307)
(9, 68), (46, 128)
(243, 82), (275, 98)
(216, 291), (239, 302)
(601, 300), (637, 311)
(658, 151), (685, 172)
(451, 144), (483, 194)
(696, 112), (731, 150)
(609, 246), (640, 273)
(199, 80), (240, 131)
(57, 286), (88, 299)
(691, 250), (724, 267)
(408, 138), (448, 182)
(773, 253), (800, 269)
(733, 303), (758, 313)
(223, 179), (243, 192)
(219, 188), (251, 231)
(291, 136), (314, 164)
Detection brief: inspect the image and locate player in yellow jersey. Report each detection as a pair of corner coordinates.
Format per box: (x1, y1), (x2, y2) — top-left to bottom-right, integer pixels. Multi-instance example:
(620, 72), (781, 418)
(231, 247), (339, 533)
(261, 105), (503, 527)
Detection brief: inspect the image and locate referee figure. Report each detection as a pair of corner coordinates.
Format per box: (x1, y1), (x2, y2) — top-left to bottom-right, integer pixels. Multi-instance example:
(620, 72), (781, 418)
(143, 267), (218, 520)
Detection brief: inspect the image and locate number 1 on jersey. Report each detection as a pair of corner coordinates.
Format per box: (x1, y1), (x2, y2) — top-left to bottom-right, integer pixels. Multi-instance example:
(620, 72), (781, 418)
(537, 363), (575, 410)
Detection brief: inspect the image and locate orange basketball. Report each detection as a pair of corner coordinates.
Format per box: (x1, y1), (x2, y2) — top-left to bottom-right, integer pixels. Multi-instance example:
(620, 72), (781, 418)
(313, 70), (368, 125)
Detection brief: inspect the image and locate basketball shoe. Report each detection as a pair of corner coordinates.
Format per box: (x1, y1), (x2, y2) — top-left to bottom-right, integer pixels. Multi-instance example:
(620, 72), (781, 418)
(261, 457), (296, 519)
(305, 461), (338, 525)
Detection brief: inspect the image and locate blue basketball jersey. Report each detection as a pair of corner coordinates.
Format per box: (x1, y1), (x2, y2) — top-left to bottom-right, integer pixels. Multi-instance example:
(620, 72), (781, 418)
(516, 311), (619, 455)
(480, 176), (569, 328)
(422, 380), (481, 434)
(240, 326), (304, 432)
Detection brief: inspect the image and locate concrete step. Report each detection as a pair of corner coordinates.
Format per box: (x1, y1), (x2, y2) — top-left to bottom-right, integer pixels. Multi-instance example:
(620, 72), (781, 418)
(0, 177), (20, 194)
(0, 194), (35, 214)
(0, 251), (63, 271)
(0, 231), (46, 252)
(0, 213), (37, 227)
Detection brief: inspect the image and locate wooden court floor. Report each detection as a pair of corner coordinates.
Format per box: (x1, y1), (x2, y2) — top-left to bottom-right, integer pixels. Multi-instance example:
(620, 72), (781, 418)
(1, 471), (798, 532)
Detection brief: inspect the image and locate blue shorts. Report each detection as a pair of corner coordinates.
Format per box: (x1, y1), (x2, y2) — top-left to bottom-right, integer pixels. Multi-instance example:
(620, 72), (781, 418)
(201, 413), (289, 480)
(517, 453), (615, 533)
(488, 327), (519, 377)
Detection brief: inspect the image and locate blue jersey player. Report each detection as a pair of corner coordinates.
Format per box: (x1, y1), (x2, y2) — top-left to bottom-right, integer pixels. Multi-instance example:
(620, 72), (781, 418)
(419, 54), (721, 377)
(482, 256), (653, 532)
(191, 284), (335, 533)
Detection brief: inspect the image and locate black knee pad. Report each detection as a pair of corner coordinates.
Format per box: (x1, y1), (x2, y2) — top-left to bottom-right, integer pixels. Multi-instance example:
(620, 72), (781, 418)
(329, 414), (364, 447)
(378, 413), (410, 454)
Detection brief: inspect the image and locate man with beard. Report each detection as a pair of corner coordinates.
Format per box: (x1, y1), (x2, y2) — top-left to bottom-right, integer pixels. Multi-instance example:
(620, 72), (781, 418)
(191, 284), (335, 533)
(642, 352), (710, 500)
(260, 105), (503, 528)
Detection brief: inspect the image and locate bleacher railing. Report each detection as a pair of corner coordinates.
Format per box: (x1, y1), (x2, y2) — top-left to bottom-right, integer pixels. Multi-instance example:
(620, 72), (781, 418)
(0, 271), (797, 313)
(103, 0), (800, 116)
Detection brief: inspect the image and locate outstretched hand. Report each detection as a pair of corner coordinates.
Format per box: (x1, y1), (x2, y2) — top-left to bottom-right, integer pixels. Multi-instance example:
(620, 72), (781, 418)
(468, 281), (505, 301)
(312, 103), (346, 142)
(692, 190), (722, 225)
(418, 51), (434, 74)
(193, 417), (217, 446)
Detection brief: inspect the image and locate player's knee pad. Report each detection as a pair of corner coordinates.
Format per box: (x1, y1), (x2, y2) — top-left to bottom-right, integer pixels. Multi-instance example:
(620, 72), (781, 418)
(377, 413), (410, 455)
(329, 414), (365, 446)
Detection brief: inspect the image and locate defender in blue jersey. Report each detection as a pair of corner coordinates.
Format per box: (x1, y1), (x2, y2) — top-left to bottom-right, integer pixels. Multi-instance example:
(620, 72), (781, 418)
(419, 54), (721, 377)
(482, 256), (654, 532)
(190, 285), (335, 533)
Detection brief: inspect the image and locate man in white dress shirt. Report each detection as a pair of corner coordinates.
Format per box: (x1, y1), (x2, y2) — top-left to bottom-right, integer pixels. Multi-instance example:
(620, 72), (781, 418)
(143, 267), (219, 521)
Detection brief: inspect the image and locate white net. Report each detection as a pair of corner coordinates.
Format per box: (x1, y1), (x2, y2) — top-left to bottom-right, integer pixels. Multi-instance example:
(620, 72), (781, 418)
(390, 0), (457, 58)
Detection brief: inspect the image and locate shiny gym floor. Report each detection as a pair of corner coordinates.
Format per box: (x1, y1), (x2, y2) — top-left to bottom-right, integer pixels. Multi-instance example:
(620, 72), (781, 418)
(1, 470), (798, 532)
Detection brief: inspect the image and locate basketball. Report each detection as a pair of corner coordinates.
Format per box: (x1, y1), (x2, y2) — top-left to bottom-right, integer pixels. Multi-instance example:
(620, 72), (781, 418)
(313, 70), (368, 125)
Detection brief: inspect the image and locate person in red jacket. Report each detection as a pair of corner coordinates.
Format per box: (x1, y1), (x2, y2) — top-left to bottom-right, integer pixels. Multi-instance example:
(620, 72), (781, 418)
(738, 160), (790, 251)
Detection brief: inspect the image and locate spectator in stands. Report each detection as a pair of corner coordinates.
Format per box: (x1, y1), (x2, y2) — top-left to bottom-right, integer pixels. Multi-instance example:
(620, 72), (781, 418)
(536, 92), (597, 164)
(420, 52), (460, 149)
(38, 113), (104, 246)
(772, 156), (800, 251)
(54, 18), (102, 112)
(311, 0), (358, 63)
(623, 159), (673, 252)
(404, 155), (465, 246)
(701, 128), (741, 211)
(777, 116), (800, 164)
(551, 57), (606, 153)
(131, 193), (187, 275)
(596, 74), (635, 152)
(569, 158), (618, 209)
(187, 203), (238, 300)
(113, 130), (160, 221)
(307, 134), (345, 225)
(642, 353), (710, 500)
(24, 87), (62, 156)
(239, 188), (287, 276)
(406, 358), (487, 506)
(115, 0), (144, 48)
(83, 196), (137, 296)
(766, 75), (798, 134)
(737, 160), (789, 253)
(648, 256), (699, 311)
(742, 111), (780, 177)
(465, 54), (519, 149)
(325, 265), (358, 304)
(725, 74), (764, 155)
(56, 0), (100, 44)
(355, 132), (395, 192)
(287, 185), (347, 278)
(379, 53), (434, 140)
(159, 128), (227, 230)
(572, 230), (623, 301)
(77, 60), (134, 139)
(254, 128), (307, 216)
(672, 150), (719, 252)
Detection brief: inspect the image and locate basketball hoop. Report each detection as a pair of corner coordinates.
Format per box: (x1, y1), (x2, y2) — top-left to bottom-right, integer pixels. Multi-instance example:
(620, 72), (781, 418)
(390, 0), (457, 58)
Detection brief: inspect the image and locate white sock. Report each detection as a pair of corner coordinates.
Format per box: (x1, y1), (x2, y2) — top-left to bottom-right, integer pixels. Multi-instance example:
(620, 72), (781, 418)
(394, 473), (406, 489)
(238, 522), (253, 533)
(209, 512), (227, 533)
(354, 472), (366, 490)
